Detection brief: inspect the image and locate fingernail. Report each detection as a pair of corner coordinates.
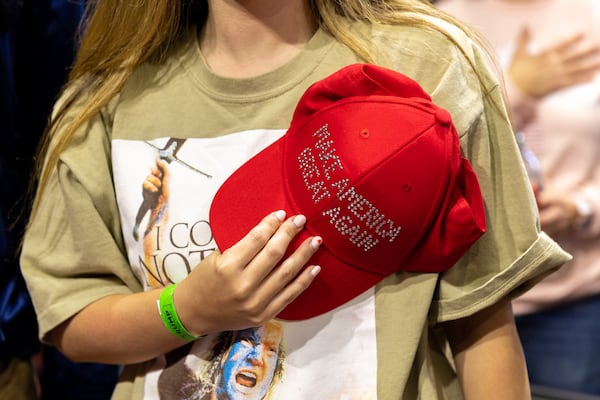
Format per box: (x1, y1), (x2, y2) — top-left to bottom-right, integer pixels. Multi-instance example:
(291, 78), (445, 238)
(293, 214), (306, 228)
(274, 210), (286, 221)
(310, 236), (323, 250)
(311, 265), (321, 277)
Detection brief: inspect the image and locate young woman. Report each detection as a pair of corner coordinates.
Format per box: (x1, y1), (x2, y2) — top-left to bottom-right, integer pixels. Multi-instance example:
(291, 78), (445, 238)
(20, 1), (570, 399)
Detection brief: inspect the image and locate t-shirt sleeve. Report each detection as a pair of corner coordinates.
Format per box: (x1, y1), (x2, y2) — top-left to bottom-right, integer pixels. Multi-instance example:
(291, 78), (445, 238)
(423, 31), (572, 323)
(20, 98), (142, 342)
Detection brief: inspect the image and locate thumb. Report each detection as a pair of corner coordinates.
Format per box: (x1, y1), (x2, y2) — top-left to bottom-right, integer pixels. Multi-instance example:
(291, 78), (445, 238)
(513, 26), (532, 58)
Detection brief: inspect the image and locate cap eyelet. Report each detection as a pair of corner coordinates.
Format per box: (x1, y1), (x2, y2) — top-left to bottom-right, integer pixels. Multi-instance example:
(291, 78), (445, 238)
(360, 129), (370, 139)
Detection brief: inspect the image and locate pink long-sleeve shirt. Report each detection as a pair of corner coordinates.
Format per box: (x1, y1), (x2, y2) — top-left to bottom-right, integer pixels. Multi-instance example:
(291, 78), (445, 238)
(437, 0), (600, 314)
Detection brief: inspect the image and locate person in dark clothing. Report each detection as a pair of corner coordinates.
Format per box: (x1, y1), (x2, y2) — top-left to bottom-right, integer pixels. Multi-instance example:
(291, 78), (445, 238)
(0, 1), (119, 398)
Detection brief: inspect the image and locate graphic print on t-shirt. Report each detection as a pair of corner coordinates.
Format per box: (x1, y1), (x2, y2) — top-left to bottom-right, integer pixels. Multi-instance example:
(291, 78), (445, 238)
(155, 321), (286, 399)
(112, 133), (377, 400)
(131, 137), (213, 244)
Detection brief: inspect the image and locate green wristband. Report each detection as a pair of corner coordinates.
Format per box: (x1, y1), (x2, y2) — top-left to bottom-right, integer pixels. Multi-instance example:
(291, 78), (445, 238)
(158, 284), (202, 341)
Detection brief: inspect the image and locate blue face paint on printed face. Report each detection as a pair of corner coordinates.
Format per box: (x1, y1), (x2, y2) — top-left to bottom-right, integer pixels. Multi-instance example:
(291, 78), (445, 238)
(215, 322), (283, 400)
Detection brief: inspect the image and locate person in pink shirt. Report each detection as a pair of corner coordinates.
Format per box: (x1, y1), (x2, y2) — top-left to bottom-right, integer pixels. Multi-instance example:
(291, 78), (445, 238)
(436, 0), (600, 395)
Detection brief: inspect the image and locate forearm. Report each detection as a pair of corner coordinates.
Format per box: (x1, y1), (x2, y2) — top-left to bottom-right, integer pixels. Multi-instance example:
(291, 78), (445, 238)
(50, 289), (188, 365)
(49, 211), (321, 365)
(445, 298), (530, 400)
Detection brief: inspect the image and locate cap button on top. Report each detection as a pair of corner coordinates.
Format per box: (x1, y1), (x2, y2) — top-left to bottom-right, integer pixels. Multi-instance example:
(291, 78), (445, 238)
(434, 108), (452, 126)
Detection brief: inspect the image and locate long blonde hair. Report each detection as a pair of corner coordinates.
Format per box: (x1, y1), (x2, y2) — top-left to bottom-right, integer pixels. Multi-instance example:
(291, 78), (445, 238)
(29, 0), (490, 221)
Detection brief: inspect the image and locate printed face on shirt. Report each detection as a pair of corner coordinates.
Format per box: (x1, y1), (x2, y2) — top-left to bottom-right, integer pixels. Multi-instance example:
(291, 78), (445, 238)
(214, 321), (284, 400)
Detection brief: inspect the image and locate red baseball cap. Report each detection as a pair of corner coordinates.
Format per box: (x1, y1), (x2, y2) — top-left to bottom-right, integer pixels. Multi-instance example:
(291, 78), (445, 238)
(209, 64), (486, 320)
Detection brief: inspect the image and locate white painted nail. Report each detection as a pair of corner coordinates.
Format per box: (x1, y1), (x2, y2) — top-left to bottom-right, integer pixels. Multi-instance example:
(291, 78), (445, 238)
(274, 210), (286, 221)
(293, 214), (307, 228)
(311, 265), (321, 277)
(311, 236), (323, 250)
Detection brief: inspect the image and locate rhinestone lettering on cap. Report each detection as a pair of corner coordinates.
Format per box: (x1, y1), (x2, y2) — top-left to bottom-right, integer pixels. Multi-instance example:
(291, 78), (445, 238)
(297, 123), (402, 252)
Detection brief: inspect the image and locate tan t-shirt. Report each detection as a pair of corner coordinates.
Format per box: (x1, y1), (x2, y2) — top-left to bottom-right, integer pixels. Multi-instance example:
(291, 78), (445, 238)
(21, 17), (570, 400)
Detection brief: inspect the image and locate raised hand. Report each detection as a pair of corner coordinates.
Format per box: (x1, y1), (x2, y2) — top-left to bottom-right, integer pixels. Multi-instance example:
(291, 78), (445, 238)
(509, 27), (600, 98)
(133, 158), (171, 241)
